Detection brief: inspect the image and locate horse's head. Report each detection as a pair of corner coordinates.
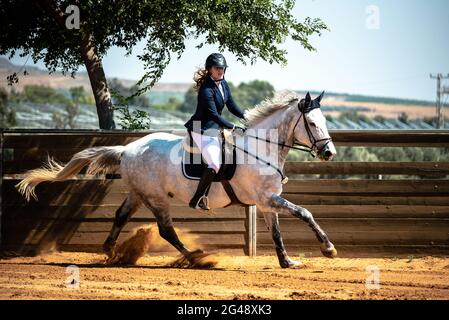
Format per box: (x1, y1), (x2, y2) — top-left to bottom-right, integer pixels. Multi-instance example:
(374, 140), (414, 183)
(293, 91), (336, 161)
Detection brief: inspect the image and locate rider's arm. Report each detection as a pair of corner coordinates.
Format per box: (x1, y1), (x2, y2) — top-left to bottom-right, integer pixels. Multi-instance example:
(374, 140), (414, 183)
(202, 87), (235, 129)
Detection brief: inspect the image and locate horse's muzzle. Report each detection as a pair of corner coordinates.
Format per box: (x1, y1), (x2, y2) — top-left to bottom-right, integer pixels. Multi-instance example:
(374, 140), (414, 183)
(320, 144), (336, 161)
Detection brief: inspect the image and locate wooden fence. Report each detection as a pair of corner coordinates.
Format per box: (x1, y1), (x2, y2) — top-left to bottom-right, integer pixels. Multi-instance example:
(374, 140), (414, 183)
(1, 129), (449, 257)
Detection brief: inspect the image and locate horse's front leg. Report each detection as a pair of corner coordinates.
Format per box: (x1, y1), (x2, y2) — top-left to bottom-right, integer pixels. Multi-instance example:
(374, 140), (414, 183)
(262, 212), (304, 268)
(267, 194), (337, 258)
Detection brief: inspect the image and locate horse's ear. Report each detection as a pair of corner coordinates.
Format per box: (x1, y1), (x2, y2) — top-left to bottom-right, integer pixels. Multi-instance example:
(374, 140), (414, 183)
(316, 90), (325, 103)
(305, 92), (311, 105)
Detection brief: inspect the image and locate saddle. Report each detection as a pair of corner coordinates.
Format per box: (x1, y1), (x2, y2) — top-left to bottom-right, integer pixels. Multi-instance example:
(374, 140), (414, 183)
(182, 129), (246, 207)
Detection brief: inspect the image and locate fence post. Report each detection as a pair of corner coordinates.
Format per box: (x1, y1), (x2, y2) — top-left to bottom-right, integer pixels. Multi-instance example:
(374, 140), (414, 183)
(0, 130), (3, 250)
(246, 205), (257, 257)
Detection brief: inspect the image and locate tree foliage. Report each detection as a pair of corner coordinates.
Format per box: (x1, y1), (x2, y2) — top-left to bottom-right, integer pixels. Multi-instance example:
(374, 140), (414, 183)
(109, 78), (150, 108)
(230, 80), (275, 110)
(179, 87), (198, 113)
(110, 90), (151, 130)
(0, 88), (17, 128)
(22, 85), (70, 105)
(0, 0), (327, 128)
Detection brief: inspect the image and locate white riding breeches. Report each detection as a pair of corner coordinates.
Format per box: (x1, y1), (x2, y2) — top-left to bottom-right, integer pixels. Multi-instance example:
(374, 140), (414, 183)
(190, 131), (221, 172)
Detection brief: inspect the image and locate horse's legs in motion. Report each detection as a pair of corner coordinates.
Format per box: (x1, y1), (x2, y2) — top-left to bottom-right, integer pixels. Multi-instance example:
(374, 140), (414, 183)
(103, 193), (141, 257)
(268, 194), (337, 258)
(262, 212), (303, 268)
(140, 197), (194, 259)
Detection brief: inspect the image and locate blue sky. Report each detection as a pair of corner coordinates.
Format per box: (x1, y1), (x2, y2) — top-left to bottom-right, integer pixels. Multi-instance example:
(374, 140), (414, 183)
(6, 0), (449, 101)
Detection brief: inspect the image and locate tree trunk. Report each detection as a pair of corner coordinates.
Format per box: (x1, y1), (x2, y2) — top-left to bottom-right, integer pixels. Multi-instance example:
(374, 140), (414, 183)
(38, 0), (116, 129)
(80, 33), (116, 129)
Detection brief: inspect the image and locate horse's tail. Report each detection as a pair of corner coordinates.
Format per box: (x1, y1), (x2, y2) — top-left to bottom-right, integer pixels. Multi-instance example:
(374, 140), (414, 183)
(16, 146), (126, 202)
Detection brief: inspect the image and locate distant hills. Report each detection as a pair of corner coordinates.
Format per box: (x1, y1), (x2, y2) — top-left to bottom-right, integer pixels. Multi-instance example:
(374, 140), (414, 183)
(1, 57), (434, 104)
(1, 56), (439, 129)
(0, 57), (191, 93)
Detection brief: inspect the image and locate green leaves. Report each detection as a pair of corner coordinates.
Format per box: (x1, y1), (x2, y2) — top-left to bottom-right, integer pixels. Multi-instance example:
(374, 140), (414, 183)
(2, 0), (326, 89)
(1, 0), (327, 129)
(110, 88), (151, 130)
(0, 88), (17, 128)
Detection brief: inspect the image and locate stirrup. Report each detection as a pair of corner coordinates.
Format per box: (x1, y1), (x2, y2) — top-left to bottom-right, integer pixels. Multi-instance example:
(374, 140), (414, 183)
(195, 195), (210, 210)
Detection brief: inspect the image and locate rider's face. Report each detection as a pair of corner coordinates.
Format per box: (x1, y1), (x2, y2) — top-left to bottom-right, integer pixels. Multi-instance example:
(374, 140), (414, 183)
(209, 66), (224, 80)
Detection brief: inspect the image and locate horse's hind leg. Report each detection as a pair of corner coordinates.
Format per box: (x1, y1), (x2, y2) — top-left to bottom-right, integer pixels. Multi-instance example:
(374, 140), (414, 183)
(103, 192), (141, 257)
(266, 194), (337, 258)
(261, 212), (303, 268)
(140, 197), (194, 258)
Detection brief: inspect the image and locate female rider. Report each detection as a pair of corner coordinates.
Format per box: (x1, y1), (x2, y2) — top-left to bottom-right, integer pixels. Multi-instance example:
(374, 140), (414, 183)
(184, 53), (246, 210)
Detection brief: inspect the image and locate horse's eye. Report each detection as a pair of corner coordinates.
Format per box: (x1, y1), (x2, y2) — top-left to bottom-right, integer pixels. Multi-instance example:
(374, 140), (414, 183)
(310, 122), (316, 127)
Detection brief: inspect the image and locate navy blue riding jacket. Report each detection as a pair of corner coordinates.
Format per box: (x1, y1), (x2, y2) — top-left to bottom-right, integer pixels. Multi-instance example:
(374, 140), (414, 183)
(184, 76), (245, 135)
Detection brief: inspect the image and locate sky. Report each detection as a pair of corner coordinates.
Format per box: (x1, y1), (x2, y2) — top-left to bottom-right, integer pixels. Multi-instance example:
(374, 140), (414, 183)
(5, 0), (449, 101)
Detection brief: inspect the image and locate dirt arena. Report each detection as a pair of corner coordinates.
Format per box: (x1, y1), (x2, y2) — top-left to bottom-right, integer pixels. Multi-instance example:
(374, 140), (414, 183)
(1, 251), (448, 300)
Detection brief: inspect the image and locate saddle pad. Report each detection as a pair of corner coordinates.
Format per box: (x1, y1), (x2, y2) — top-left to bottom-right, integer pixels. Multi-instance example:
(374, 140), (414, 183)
(181, 144), (237, 181)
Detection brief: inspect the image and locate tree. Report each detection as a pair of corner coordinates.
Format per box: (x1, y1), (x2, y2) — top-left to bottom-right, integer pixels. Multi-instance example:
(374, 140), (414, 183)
(398, 112), (408, 123)
(233, 80), (275, 110)
(0, 88), (17, 128)
(69, 86), (84, 105)
(52, 111), (66, 129)
(179, 87), (197, 114)
(0, 0), (327, 129)
(109, 78), (150, 108)
(374, 115), (386, 123)
(339, 110), (370, 123)
(67, 86), (84, 128)
(22, 85), (69, 105)
(49, 86), (82, 129)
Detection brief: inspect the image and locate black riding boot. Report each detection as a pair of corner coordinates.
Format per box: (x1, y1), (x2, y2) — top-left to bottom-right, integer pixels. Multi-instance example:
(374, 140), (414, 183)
(189, 167), (217, 210)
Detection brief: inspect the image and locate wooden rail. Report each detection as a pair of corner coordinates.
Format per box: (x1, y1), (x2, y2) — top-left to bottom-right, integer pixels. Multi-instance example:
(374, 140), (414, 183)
(1, 129), (449, 257)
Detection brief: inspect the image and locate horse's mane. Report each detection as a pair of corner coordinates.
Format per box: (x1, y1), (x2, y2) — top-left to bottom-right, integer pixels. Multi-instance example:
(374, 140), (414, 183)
(244, 90), (299, 127)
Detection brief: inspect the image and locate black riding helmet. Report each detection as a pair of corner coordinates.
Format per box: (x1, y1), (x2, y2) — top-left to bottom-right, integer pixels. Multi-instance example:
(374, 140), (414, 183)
(205, 53), (228, 69)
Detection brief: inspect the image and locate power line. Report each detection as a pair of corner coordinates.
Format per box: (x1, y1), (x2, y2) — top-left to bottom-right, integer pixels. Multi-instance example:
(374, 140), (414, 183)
(430, 73), (449, 129)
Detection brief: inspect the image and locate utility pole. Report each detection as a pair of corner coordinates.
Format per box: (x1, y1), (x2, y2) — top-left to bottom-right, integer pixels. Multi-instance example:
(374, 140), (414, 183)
(430, 73), (449, 129)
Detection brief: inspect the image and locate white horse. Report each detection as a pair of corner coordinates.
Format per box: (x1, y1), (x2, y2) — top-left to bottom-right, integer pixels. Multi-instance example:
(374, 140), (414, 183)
(17, 91), (337, 268)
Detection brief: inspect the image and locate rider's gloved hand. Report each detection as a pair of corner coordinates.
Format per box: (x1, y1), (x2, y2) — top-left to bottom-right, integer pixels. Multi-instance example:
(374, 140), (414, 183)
(232, 125), (246, 135)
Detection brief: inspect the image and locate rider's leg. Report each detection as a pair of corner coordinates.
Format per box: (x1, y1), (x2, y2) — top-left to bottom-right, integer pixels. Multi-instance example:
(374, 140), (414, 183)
(189, 132), (221, 210)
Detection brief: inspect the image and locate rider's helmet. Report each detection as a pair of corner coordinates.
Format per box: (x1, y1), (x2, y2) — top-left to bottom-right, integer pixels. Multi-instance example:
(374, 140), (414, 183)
(205, 53), (228, 70)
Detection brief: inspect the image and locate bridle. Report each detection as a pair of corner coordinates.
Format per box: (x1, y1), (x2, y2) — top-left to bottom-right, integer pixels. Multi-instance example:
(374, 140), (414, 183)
(289, 98), (333, 158)
(225, 98), (333, 184)
(243, 99), (332, 157)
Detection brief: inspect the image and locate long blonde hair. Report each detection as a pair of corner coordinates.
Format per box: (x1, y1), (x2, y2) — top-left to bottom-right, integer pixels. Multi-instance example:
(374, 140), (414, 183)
(193, 67), (209, 93)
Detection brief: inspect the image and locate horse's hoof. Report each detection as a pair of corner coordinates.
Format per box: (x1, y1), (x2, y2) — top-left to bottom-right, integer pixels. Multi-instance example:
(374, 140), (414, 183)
(104, 249), (115, 259)
(186, 249), (206, 262)
(320, 244), (338, 258)
(103, 239), (116, 258)
(280, 259), (305, 269)
(169, 249), (217, 268)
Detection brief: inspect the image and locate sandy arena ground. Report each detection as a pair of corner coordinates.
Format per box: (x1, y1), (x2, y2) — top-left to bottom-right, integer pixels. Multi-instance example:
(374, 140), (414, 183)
(1, 252), (448, 300)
